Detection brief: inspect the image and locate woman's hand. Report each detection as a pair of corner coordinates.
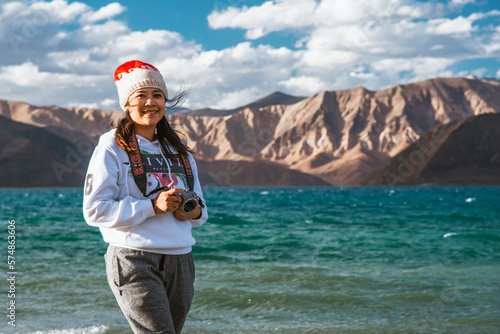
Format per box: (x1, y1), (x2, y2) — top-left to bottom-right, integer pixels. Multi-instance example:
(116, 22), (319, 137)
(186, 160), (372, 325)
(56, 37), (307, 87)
(153, 189), (202, 221)
(152, 188), (184, 214)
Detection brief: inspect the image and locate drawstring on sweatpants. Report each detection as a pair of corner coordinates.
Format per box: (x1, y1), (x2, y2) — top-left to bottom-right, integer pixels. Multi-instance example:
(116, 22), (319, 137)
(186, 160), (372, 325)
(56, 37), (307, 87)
(159, 254), (166, 271)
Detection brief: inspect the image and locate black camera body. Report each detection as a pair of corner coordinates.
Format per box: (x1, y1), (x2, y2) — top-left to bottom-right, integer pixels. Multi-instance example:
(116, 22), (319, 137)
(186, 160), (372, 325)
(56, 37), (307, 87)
(177, 191), (199, 213)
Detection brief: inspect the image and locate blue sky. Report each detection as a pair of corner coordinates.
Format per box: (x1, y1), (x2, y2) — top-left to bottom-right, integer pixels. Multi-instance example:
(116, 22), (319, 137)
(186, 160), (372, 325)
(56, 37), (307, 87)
(0, 0), (499, 110)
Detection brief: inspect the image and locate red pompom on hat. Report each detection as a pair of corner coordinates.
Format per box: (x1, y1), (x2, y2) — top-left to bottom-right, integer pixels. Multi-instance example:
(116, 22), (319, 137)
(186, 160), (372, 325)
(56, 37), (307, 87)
(114, 60), (168, 110)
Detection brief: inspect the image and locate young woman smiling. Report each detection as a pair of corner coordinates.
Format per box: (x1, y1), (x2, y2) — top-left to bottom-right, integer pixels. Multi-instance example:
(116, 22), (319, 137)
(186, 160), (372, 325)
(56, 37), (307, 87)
(83, 60), (208, 334)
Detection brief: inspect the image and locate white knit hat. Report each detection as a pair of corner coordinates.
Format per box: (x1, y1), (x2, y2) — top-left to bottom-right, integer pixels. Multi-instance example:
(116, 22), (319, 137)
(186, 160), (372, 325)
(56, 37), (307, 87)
(114, 60), (168, 110)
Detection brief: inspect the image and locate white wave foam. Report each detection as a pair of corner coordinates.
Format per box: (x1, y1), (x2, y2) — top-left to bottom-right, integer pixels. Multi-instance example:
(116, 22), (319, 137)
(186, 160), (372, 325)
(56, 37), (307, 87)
(465, 197), (476, 203)
(443, 232), (458, 238)
(24, 325), (110, 334)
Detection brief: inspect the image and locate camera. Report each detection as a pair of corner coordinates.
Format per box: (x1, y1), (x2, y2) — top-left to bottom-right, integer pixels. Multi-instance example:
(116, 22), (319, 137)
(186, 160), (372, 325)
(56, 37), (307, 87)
(177, 191), (199, 213)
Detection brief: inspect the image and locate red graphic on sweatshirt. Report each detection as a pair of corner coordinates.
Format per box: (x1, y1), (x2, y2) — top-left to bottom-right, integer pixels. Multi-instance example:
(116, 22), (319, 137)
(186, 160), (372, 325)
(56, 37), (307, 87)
(147, 173), (178, 190)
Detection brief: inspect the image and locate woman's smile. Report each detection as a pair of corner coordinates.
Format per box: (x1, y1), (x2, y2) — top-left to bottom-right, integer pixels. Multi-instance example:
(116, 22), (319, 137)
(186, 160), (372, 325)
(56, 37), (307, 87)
(141, 109), (160, 116)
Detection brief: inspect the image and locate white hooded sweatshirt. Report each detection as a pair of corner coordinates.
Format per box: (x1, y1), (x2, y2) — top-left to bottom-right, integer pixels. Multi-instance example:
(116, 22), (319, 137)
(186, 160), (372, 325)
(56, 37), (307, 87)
(83, 129), (208, 255)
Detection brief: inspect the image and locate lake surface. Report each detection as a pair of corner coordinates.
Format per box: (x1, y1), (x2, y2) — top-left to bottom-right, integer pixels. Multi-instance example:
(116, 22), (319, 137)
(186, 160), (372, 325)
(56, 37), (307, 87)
(1, 186), (499, 333)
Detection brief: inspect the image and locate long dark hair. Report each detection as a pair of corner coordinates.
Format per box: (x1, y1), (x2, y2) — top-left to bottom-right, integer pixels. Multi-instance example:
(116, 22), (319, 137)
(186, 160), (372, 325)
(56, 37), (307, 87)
(114, 89), (193, 160)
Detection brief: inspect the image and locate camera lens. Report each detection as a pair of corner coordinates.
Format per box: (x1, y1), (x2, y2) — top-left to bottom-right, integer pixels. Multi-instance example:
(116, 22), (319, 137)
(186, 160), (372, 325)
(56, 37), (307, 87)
(181, 198), (198, 213)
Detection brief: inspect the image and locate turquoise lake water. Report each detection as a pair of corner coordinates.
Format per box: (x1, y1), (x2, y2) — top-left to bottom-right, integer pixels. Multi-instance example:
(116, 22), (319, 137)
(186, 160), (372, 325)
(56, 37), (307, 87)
(1, 187), (499, 334)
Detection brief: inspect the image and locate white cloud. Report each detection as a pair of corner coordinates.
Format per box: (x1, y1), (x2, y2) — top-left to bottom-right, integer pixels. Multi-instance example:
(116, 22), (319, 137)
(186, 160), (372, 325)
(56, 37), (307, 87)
(299, 49), (359, 68)
(0, 61), (108, 108)
(0, 0), (300, 110)
(101, 98), (116, 107)
(0, 62), (85, 87)
(350, 70), (376, 80)
(208, 0), (317, 39)
(30, 0), (89, 24)
(0, 0), (499, 111)
(208, 86), (264, 110)
(470, 68), (488, 77)
(79, 2), (126, 24)
(207, 0), (500, 91)
(279, 76), (327, 95)
(0, 62), (47, 87)
(68, 102), (99, 109)
(169, 42), (296, 109)
(449, 0), (475, 6)
(426, 16), (475, 35)
(208, 0), (446, 36)
(1, 2), (24, 16)
(371, 57), (456, 77)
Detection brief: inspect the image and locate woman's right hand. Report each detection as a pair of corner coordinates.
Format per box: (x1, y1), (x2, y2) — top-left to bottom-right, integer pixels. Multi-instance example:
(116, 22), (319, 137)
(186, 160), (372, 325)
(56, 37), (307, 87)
(152, 188), (185, 214)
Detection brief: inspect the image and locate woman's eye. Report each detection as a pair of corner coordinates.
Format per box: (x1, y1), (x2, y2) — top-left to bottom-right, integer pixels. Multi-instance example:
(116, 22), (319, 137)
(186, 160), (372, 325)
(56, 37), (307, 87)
(154, 94), (163, 98)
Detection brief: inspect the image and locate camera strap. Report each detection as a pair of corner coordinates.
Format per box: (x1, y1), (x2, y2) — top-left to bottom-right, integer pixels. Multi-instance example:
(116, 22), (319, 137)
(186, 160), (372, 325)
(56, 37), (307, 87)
(126, 132), (196, 197)
(180, 154), (195, 192)
(127, 132), (148, 196)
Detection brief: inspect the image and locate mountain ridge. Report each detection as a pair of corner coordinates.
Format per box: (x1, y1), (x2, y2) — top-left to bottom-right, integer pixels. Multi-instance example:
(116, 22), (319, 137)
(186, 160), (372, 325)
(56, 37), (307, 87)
(177, 91), (307, 117)
(355, 112), (500, 186)
(0, 115), (89, 187)
(2, 76), (499, 187)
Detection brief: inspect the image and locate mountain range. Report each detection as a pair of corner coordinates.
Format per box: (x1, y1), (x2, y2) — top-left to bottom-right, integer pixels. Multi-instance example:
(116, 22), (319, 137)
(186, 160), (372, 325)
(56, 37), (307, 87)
(356, 112), (500, 186)
(1, 76), (499, 187)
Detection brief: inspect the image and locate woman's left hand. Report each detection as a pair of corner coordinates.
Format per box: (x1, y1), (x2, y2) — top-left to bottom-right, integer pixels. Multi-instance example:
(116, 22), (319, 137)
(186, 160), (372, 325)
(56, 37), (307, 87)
(174, 205), (202, 221)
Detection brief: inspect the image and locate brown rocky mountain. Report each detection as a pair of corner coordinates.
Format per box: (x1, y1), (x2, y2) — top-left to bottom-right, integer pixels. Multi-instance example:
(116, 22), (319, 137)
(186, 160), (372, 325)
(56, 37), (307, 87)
(1, 76), (499, 187)
(0, 94), (328, 187)
(355, 112), (500, 186)
(0, 115), (89, 187)
(175, 77), (500, 185)
(0, 99), (122, 139)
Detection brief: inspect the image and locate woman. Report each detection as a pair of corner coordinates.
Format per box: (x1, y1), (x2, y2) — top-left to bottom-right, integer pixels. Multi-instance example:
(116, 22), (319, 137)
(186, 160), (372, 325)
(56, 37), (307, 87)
(83, 60), (208, 334)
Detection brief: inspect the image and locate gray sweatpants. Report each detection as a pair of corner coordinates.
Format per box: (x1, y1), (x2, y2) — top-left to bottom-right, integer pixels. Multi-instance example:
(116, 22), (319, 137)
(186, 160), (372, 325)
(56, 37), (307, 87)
(105, 245), (195, 334)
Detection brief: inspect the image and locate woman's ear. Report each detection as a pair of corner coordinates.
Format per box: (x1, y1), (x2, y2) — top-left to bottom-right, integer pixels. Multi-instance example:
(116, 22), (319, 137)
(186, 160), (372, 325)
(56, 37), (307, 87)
(123, 101), (130, 113)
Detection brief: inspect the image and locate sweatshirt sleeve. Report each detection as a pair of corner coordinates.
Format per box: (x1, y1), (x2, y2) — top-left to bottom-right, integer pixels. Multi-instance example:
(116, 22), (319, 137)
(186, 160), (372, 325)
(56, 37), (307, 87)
(83, 140), (155, 229)
(188, 153), (208, 227)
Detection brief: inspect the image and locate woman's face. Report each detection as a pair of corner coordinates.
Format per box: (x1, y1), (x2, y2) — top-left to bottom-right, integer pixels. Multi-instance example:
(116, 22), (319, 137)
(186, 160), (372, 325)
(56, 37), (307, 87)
(126, 88), (166, 127)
